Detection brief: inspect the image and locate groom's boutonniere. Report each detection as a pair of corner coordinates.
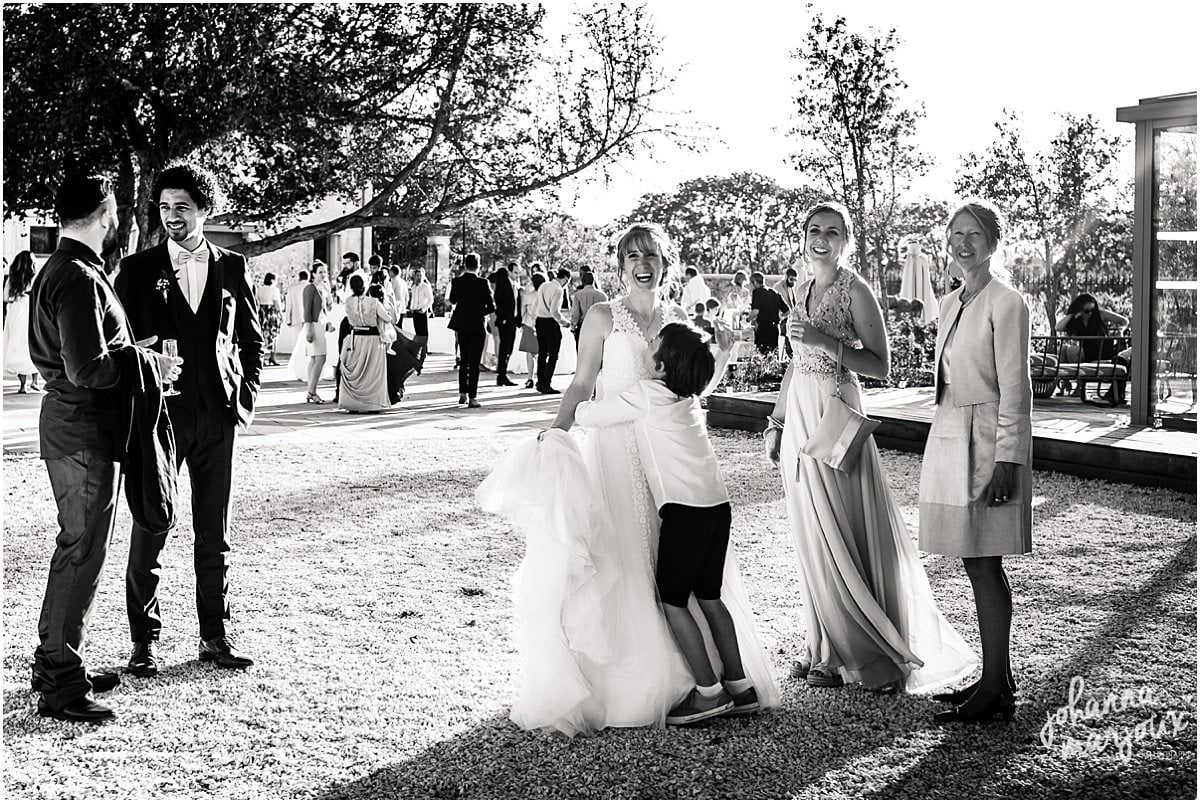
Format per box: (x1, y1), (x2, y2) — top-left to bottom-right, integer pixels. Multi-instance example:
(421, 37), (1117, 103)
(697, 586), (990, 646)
(156, 271), (172, 304)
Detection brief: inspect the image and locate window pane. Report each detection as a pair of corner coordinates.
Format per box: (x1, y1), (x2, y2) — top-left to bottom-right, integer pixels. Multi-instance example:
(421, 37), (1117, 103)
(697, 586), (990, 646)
(1150, 124), (1197, 427)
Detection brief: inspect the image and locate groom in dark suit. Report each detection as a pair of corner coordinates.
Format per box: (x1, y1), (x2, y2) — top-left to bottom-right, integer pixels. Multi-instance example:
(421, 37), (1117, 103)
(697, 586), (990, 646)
(447, 253), (494, 408)
(114, 163), (263, 674)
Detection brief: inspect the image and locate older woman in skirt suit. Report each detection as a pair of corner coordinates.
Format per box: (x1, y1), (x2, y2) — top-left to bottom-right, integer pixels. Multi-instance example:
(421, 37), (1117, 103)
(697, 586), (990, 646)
(920, 199), (1032, 724)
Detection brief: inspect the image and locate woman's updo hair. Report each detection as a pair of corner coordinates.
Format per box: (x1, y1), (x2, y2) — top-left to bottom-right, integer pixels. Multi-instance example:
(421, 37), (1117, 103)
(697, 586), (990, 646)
(946, 198), (1010, 281)
(800, 201), (856, 265)
(349, 274), (366, 296)
(615, 222), (681, 291)
(947, 199), (1005, 251)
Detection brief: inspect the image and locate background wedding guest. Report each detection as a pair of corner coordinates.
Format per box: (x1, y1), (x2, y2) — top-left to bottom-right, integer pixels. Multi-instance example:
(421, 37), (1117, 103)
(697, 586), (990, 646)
(3, 250), (40, 392)
(407, 267), (434, 370)
(116, 162), (262, 676)
(447, 253), (495, 408)
(569, 271), (608, 352)
(532, 268), (571, 394)
(301, 265), (330, 403)
(773, 268), (801, 358)
(518, 270), (544, 389)
(284, 268), (309, 368)
(490, 266), (519, 386)
(255, 272), (283, 366)
(337, 274), (391, 412)
(766, 200), (975, 695)
(723, 269), (752, 327)
(919, 199), (1032, 724)
(389, 265), (410, 331)
(1055, 292), (1128, 362)
(28, 173), (181, 722)
(680, 265), (711, 313)
(749, 271), (788, 356)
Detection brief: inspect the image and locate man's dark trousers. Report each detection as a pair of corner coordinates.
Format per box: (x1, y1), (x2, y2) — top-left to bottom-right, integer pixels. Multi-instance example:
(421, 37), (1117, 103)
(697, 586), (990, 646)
(755, 323), (780, 355)
(496, 321), (518, 381)
(35, 449), (121, 709)
(127, 401), (233, 642)
(457, 332), (485, 398)
(535, 318), (562, 389)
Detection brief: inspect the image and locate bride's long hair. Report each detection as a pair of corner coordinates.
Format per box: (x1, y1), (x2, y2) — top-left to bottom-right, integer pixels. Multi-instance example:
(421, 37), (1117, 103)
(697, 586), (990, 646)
(614, 222), (681, 297)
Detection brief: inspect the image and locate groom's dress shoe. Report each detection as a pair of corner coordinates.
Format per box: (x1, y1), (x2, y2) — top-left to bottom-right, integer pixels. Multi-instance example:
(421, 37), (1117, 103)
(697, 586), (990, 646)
(37, 694), (115, 723)
(31, 669), (120, 694)
(127, 640), (160, 677)
(199, 637), (254, 669)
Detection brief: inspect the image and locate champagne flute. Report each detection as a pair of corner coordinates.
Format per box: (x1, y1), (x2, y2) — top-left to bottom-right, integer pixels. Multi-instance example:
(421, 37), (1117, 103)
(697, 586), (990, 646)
(162, 338), (181, 396)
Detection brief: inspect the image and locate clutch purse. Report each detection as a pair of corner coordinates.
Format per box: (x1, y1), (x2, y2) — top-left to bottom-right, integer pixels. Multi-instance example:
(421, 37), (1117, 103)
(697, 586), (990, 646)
(800, 343), (880, 474)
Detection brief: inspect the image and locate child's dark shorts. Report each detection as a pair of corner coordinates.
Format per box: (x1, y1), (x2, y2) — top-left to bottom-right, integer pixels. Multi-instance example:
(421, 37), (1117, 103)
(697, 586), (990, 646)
(656, 501), (732, 608)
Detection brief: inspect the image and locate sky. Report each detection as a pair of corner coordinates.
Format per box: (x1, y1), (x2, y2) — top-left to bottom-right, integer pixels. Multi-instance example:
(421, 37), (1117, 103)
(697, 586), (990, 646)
(553, 0), (1199, 226)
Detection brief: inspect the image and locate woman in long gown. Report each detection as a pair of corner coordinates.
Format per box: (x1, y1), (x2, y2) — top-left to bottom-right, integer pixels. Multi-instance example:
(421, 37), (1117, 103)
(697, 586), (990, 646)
(3, 251), (39, 392)
(899, 238), (939, 324)
(478, 223), (779, 736)
(337, 275), (391, 412)
(764, 201), (976, 693)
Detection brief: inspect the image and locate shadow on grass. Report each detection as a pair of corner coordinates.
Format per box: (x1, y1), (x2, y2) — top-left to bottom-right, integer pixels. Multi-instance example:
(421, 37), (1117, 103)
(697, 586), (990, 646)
(317, 694), (928, 800)
(873, 534), (1197, 800)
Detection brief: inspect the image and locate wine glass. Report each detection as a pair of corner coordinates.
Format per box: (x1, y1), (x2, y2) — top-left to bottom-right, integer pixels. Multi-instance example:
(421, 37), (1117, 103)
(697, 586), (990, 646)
(162, 338), (181, 396)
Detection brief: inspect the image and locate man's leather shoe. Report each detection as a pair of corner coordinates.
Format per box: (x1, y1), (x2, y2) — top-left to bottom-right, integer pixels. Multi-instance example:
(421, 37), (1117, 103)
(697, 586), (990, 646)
(457, 393), (468, 405)
(36, 694), (115, 722)
(31, 668), (120, 694)
(497, 377), (517, 386)
(538, 386), (561, 394)
(127, 640), (160, 677)
(467, 399), (482, 408)
(199, 637), (254, 669)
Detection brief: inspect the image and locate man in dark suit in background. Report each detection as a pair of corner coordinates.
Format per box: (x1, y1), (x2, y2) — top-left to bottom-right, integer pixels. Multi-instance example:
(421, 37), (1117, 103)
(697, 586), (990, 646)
(28, 174), (182, 721)
(447, 252), (494, 408)
(749, 270), (789, 356)
(115, 162), (263, 675)
(490, 264), (519, 386)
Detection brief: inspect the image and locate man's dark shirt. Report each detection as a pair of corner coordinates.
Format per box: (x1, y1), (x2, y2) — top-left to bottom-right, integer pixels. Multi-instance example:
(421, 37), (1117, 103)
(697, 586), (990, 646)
(751, 286), (788, 328)
(29, 237), (133, 459)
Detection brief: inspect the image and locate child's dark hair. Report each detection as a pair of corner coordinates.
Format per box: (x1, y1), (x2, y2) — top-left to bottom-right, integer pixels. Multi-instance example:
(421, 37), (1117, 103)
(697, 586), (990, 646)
(654, 322), (714, 398)
(367, 282), (384, 300)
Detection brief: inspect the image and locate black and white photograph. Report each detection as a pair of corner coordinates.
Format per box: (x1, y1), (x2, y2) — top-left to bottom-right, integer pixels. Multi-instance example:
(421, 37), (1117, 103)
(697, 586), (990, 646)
(1, 1), (1196, 799)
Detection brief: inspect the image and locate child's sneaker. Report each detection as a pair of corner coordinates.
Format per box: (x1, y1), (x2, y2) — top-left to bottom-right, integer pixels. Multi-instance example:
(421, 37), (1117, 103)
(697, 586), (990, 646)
(666, 688), (733, 726)
(723, 686), (759, 716)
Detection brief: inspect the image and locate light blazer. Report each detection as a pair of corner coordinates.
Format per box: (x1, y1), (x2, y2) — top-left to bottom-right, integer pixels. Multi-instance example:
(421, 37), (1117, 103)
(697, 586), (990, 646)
(934, 279), (1032, 465)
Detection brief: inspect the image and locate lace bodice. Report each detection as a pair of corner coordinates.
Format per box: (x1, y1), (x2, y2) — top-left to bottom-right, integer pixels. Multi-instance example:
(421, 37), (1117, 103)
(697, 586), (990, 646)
(596, 298), (688, 400)
(791, 267), (860, 385)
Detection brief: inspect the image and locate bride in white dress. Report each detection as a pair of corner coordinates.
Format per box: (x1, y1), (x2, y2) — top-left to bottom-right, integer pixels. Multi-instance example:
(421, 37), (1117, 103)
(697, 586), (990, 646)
(478, 224), (780, 736)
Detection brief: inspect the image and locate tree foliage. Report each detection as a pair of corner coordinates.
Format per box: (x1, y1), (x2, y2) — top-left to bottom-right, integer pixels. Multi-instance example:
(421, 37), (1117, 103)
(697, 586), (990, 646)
(3, 3), (676, 257)
(956, 111), (1126, 328)
(786, 9), (930, 310)
(617, 172), (822, 273)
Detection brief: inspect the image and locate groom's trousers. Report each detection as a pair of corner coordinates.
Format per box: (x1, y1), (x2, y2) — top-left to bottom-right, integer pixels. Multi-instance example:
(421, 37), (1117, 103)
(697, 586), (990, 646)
(35, 449), (121, 708)
(127, 402), (234, 643)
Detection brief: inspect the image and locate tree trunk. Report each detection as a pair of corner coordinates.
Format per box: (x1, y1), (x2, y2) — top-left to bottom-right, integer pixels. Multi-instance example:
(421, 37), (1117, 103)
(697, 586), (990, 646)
(134, 151), (164, 252)
(1042, 239), (1056, 334)
(112, 151), (138, 271)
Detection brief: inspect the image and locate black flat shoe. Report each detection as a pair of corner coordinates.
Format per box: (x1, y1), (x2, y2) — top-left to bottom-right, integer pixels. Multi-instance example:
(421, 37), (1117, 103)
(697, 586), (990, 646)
(127, 640), (160, 677)
(934, 692), (1015, 724)
(199, 637), (254, 669)
(933, 677), (1017, 705)
(524, 379), (534, 389)
(37, 694), (115, 722)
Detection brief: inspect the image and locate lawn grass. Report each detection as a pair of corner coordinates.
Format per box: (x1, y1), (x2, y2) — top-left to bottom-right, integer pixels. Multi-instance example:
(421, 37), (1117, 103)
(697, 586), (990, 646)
(3, 429), (1195, 798)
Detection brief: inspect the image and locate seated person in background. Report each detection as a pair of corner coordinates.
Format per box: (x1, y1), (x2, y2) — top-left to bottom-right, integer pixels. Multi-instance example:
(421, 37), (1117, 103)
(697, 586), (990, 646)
(1056, 293), (1128, 362)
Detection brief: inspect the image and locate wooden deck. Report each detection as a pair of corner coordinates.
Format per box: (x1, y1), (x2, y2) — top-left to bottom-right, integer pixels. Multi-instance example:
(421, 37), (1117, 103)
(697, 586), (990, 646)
(708, 387), (1197, 492)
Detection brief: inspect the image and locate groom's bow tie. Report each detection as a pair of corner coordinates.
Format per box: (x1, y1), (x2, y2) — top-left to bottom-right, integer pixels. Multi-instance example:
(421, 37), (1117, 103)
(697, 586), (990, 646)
(175, 250), (208, 268)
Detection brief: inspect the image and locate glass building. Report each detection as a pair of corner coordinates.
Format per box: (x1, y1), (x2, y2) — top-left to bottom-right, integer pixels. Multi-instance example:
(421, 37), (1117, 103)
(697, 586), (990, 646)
(1117, 92), (1197, 431)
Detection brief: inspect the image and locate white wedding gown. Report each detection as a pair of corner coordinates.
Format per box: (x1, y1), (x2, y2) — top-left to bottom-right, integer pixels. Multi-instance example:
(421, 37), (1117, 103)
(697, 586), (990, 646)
(478, 299), (780, 736)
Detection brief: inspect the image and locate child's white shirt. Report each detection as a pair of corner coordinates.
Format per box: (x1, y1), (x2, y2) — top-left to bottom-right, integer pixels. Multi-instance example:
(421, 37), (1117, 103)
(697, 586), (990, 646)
(575, 379), (729, 508)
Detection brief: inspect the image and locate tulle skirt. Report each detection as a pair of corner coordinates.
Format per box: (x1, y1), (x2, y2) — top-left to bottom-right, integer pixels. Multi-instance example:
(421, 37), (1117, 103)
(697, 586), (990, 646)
(778, 373), (977, 692)
(478, 428), (780, 736)
(338, 332), (390, 412)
